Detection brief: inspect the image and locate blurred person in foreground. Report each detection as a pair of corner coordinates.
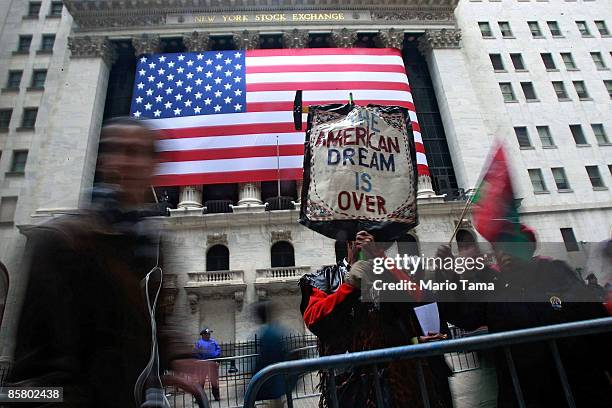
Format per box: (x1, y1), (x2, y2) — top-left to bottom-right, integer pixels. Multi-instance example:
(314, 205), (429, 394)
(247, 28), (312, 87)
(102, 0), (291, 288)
(436, 225), (611, 408)
(299, 231), (450, 408)
(193, 327), (221, 401)
(7, 118), (193, 406)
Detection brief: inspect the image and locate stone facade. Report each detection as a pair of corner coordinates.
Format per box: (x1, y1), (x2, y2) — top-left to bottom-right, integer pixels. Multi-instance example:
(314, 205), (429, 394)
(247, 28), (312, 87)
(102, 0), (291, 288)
(1, 0), (611, 355)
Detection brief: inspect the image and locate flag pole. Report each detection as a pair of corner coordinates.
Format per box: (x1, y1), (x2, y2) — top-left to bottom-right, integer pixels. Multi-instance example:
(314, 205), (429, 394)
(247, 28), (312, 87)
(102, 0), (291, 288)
(276, 134), (281, 197)
(448, 194), (474, 246)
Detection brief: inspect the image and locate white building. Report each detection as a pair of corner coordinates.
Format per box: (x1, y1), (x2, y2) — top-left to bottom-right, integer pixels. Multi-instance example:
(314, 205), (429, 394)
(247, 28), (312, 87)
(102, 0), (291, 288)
(0, 0), (610, 357)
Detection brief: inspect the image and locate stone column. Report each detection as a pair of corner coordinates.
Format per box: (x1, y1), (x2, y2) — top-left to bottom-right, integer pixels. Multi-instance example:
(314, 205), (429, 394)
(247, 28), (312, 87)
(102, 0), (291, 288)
(418, 29), (488, 191)
(231, 30), (263, 208)
(238, 182), (262, 205)
(377, 28), (405, 49)
(233, 30), (260, 51)
(330, 28), (357, 48)
(178, 185), (203, 209)
(282, 29), (309, 48)
(183, 31), (210, 52)
(131, 33), (161, 56)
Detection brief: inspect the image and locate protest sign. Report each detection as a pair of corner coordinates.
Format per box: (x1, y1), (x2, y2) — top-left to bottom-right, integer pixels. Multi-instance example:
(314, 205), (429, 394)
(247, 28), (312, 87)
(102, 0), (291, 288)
(299, 104), (418, 242)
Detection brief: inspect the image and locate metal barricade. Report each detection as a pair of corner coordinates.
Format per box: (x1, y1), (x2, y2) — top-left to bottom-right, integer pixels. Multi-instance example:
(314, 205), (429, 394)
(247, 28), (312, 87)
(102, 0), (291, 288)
(243, 317), (612, 408)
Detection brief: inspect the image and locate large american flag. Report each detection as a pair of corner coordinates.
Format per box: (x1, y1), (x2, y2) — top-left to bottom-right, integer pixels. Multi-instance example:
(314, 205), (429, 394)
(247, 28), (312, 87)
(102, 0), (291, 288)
(130, 48), (430, 186)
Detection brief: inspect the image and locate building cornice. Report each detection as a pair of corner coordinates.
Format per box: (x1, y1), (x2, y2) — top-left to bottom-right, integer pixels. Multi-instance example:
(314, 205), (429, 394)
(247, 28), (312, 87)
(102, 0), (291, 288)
(63, 1), (458, 31)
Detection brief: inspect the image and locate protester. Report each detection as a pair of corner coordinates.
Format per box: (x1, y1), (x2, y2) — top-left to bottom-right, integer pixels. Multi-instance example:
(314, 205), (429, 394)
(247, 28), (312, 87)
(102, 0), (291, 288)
(194, 327), (222, 401)
(586, 273), (607, 302)
(299, 231), (450, 408)
(437, 225), (612, 408)
(6, 118), (180, 406)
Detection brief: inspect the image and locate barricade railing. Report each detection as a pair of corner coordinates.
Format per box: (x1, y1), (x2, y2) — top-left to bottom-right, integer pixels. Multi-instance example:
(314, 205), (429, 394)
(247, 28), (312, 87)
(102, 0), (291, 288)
(243, 317), (612, 408)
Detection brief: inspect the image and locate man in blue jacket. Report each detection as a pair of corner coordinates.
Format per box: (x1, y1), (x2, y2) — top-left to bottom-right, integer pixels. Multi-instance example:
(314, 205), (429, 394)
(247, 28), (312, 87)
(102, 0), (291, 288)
(194, 328), (222, 400)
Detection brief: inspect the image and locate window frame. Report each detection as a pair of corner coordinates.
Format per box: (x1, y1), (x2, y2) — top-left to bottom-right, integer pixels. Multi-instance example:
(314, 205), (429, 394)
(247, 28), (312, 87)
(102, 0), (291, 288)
(489, 53), (505, 71)
(499, 82), (517, 102)
(537, 126), (555, 147)
(590, 52), (607, 70)
(16, 35), (32, 54)
(20, 108), (38, 129)
(9, 150), (28, 174)
(560, 228), (579, 252)
(572, 81), (590, 99)
(521, 82), (538, 101)
(552, 81), (569, 100)
(479, 22), (494, 38)
(0, 109), (12, 130)
(551, 167), (570, 191)
(541, 53), (556, 70)
(528, 21), (543, 38)
(585, 165), (606, 189)
(514, 126), (532, 148)
(547, 21), (562, 37)
(560, 53), (577, 70)
(569, 124), (588, 145)
(39, 34), (55, 52)
(0, 196), (18, 224)
(6, 70), (23, 90)
(528, 168), (548, 193)
(576, 21), (591, 37)
(26, 1), (41, 18)
(594, 20), (610, 36)
(498, 21), (513, 38)
(591, 124), (609, 145)
(30, 69), (47, 89)
(510, 53), (526, 70)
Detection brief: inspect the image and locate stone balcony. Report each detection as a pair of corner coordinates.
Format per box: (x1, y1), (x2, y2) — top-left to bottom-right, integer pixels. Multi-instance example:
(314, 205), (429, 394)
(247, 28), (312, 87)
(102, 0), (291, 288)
(255, 266), (310, 299)
(185, 270), (247, 304)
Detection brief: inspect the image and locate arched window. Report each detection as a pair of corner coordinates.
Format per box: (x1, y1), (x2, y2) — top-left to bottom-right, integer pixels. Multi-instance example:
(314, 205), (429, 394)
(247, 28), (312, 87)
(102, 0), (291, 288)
(335, 241), (348, 264)
(0, 263), (8, 327)
(271, 241), (295, 268)
(397, 234), (420, 257)
(206, 245), (229, 272)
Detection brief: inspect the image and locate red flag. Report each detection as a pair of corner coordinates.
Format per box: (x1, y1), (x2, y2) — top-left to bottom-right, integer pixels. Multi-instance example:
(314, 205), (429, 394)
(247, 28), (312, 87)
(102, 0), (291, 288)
(471, 144), (519, 242)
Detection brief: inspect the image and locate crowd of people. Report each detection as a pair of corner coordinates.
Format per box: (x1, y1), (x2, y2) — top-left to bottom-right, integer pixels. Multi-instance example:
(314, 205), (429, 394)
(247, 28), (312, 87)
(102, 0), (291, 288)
(4, 118), (611, 407)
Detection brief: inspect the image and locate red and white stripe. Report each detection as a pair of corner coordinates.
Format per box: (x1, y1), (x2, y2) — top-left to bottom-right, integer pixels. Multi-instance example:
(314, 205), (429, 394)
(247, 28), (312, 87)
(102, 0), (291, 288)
(149, 48), (429, 186)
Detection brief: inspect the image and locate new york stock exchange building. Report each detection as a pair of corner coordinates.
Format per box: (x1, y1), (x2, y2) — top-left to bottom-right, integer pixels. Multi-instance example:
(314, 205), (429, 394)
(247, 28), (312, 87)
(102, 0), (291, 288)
(0, 0), (611, 356)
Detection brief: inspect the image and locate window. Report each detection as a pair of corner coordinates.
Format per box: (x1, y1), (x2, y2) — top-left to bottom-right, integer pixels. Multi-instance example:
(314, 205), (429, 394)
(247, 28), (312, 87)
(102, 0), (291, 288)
(591, 52), (607, 70)
(573, 81), (589, 99)
(528, 21), (543, 37)
(586, 166), (606, 188)
(490, 54), (505, 71)
(541, 53), (556, 70)
(0, 109), (11, 130)
(561, 53), (577, 70)
(479, 22), (493, 38)
(499, 82), (517, 102)
(528, 169), (547, 192)
(49, 1), (62, 17)
(206, 245), (229, 271)
(510, 53), (526, 70)
(570, 124), (588, 144)
(16, 35), (32, 53)
(576, 21), (591, 37)
(551, 168), (570, 190)
(499, 22), (513, 38)
(10, 150), (28, 173)
(547, 21), (562, 37)
(40, 34), (55, 52)
(560, 228), (579, 252)
(271, 241), (295, 268)
(595, 21), (610, 36)
(521, 82), (538, 101)
(606, 80), (612, 99)
(30, 70), (46, 89)
(537, 126), (555, 147)
(0, 197), (18, 224)
(6, 71), (22, 89)
(552, 81), (569, 100)
(21, 108), (37, 128)
(592, 124), (609, 144)
(514, 127), (532, 148)
(26, 2), (41, 18)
